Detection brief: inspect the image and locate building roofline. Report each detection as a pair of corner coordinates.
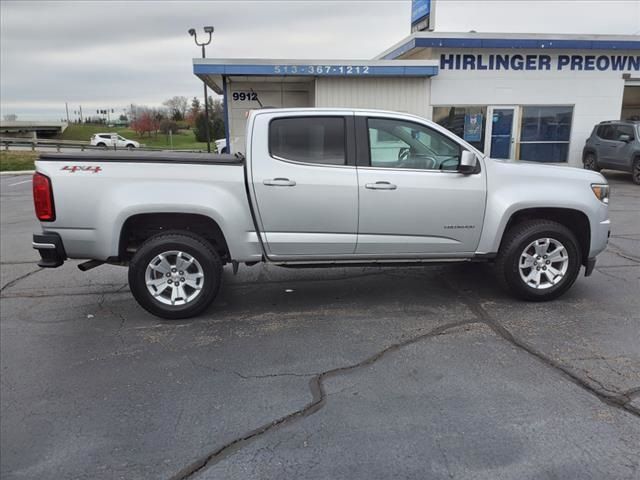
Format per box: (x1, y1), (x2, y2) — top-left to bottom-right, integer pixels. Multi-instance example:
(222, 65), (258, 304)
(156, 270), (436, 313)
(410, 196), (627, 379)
(193, 59), (440, 93)
(375, 32), (640, 60)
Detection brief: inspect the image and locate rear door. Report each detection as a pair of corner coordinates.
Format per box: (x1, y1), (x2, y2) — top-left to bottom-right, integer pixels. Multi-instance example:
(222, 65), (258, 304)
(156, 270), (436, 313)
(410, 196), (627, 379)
(250, 112), (358, 259)
(355, 114), (486, 256)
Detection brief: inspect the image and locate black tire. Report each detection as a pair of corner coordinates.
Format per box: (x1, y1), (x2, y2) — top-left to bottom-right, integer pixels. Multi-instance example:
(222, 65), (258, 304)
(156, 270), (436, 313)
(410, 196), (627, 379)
(126, 144), (135, 151)
(495, 220), (581, 301)
(128, 232), (222, 319)
(97, 142), (107, 150)
(583, 152), (601, 172)
(632, 158), (640, 185)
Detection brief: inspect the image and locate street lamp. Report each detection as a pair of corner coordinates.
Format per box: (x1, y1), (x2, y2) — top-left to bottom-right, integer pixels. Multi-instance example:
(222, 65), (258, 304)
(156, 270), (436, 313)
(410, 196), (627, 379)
(189, 26), (214, 153)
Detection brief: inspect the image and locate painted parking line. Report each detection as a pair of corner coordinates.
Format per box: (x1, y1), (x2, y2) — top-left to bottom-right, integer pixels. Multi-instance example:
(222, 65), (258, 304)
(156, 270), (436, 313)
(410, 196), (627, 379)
(8, 179), (32, 187)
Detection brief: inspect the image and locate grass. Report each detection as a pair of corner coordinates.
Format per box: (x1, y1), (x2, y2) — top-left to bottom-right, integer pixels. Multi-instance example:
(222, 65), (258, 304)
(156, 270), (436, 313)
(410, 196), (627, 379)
(0, 151), (38, 171)
(60, 123), (208, 151)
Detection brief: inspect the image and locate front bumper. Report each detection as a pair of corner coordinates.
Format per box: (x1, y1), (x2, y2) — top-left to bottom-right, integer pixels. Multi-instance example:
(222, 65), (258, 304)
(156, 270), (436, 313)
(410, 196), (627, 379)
(584, 257), (596, 277)
(33, 232), (66, 268)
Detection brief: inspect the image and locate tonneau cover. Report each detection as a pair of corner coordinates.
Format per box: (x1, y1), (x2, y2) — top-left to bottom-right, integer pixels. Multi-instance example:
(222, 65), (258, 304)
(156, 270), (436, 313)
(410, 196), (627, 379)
(38, 150), (244, 165)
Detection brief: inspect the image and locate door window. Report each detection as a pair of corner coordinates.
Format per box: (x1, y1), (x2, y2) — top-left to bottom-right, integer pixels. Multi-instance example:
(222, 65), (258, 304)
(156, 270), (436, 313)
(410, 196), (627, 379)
(367, 118), (461, 171)
(597, 125), (616, 140)
(615, 125), (635, 141)
(269, 117), (345, 165)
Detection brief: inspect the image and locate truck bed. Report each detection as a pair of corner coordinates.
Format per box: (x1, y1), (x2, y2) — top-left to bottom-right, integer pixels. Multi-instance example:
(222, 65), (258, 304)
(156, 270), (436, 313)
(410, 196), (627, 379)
(39, 150), (244, 165)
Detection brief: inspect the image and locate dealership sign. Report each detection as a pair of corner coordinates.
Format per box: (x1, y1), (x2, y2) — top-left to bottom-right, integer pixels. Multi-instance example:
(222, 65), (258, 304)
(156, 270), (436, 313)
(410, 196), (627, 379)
(440, 54), (640, 71)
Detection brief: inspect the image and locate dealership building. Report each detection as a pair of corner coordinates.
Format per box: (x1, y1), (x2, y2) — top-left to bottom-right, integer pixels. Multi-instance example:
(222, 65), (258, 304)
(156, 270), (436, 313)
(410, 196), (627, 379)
(193, 15), (639, 166)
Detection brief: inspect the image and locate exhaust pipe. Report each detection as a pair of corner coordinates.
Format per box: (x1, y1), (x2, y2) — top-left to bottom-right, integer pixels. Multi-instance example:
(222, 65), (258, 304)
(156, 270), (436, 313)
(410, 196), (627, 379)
(78, 259), (104, 271)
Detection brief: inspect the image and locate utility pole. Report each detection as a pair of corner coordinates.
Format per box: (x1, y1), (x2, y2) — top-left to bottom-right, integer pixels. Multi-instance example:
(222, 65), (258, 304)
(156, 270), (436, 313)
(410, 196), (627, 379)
(189, 26), (214, 153)
(79, 105), (83, 123)
(65, 102), (70, 123)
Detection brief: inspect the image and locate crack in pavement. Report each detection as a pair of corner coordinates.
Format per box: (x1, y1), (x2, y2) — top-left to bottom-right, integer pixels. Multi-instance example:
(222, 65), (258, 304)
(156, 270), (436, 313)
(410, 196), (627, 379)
(457, 293), (640, 418)
(168, 276), (640, 479)
(168, 318), (477, 480)
(1, 286), (129, 299)
(606, 242), (640, 264)
(0, 266), (43, 293)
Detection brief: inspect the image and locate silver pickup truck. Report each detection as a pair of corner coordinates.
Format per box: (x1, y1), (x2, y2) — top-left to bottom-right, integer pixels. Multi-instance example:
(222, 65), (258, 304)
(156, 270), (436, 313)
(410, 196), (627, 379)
(32, 108), (611, 319)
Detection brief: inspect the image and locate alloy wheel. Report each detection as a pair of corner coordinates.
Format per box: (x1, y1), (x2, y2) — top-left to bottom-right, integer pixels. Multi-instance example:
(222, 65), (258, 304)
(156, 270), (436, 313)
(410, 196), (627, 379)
(144, 250), (204, 306)
(518, 237), (569, 290)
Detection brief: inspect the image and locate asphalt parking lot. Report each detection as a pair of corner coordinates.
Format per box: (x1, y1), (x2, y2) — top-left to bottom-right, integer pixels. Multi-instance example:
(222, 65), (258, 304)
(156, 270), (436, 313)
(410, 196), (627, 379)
(1, 170), (639, 480)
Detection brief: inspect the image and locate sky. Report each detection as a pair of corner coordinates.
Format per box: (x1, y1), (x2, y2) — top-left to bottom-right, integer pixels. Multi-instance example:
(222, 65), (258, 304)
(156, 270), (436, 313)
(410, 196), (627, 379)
(1, 0), (639, 121)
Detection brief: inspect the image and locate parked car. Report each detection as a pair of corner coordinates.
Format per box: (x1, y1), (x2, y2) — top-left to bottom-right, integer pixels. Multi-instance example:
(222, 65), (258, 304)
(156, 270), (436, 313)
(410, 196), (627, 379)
(90, 133), (140, 150)
(583, 120), (640, 184)
(215, 138), (228, 154)
(33, 108), (610, 319)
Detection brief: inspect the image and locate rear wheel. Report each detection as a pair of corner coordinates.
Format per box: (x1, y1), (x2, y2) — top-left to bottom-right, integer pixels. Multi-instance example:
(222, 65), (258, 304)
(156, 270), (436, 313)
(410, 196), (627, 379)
(496, 220), (581, 301)
(97, 142), (107, 150)
(583, 153), (600, 172)
(633, 158), (640, 185)
(128, 232), (222, 319)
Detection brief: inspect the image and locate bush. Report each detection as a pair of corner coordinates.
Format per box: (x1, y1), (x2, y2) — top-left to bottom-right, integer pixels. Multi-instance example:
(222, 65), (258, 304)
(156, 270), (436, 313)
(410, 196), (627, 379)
(159, 119), (179, 135)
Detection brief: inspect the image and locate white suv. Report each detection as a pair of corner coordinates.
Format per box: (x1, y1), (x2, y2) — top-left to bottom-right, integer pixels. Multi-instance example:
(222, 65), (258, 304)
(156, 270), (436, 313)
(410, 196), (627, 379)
(90, 133), (140, 150)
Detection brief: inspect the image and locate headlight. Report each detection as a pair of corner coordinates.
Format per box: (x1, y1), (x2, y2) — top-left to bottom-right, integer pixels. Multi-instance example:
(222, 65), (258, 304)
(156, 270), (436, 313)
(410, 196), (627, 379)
(591, 183), (609, 204)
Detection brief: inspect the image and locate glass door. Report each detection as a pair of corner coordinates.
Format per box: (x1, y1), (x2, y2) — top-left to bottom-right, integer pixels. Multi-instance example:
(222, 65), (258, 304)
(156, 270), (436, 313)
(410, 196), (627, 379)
(485, 106), (519, 159)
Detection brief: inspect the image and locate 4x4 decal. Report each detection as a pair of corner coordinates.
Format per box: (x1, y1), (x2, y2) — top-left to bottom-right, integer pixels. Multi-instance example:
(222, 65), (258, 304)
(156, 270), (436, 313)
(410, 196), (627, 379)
(61, 165), (102, 173)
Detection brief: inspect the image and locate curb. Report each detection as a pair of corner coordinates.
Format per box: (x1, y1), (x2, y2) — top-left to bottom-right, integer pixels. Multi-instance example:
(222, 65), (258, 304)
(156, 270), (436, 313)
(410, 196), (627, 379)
(0, 170), (35, 176)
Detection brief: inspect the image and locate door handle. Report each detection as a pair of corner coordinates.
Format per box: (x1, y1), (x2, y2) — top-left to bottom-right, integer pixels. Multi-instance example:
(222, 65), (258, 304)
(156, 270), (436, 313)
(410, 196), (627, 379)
(365, 181), (397, 190)
(263, 177), (296, 187)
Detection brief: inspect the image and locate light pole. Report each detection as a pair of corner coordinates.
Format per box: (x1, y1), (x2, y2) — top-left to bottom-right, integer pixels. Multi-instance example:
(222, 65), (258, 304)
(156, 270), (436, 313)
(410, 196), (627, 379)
(189, 26), (214, 153)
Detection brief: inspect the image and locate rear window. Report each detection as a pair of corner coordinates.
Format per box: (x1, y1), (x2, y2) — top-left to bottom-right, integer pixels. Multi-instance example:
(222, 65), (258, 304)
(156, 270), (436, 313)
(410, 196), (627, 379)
(269, 117), (345, 165)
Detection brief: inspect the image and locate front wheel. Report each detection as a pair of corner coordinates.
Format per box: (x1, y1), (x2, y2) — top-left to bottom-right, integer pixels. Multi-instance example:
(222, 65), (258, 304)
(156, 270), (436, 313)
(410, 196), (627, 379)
(583, 153), (601, 172)
(632, 158), (640, 185)
(128, 232), (222, 319)
(126, 144), (135, 151)
(495, 220), (581, 301)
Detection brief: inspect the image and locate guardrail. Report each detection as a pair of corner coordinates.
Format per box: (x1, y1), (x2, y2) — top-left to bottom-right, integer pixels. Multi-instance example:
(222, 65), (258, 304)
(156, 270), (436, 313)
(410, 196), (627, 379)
(0, 136), (203, 153)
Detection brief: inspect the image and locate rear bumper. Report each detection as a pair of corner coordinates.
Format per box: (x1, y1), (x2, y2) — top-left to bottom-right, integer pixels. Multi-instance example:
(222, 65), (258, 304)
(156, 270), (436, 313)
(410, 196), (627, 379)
(33, 232), (66, 268)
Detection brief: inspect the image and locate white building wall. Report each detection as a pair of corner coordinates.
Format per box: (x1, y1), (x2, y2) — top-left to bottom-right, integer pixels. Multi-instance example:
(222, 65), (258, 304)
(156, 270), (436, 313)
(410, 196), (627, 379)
(422, 49), (631, 166)
(315, 77), (431, 118)
(227, 80), (314, 154)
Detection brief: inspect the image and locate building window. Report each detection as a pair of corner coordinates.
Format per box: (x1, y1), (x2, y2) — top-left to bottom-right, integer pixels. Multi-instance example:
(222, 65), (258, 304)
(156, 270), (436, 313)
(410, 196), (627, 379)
(269, 116), (346, 165)
(433, 106), (487, 152)
(519, 106), (573, 163)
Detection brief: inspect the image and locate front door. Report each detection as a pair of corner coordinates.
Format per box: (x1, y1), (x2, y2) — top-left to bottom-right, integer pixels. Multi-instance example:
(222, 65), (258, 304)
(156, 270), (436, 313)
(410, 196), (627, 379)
(251, 113), (358, 259)
(485, 107), (518, 159)
(608, 124), (635, 169)
(355, 116), (486, 256)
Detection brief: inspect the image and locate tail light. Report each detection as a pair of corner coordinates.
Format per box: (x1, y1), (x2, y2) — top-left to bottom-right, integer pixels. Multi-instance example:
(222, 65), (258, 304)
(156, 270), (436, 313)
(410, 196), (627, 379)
(33, 172), (55, 221)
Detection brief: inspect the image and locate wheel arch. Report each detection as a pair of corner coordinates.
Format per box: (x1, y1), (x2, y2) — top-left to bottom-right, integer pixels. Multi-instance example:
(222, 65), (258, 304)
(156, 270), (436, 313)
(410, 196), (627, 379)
(498, 207), (591, 265)
(118, 212), (231, 263)
(582, 147), (597, 162)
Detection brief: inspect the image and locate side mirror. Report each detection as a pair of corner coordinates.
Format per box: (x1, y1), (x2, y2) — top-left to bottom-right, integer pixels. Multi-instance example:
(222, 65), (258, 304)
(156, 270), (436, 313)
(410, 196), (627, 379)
(618, 134), (631, 143)
(459, 150), (478, 174)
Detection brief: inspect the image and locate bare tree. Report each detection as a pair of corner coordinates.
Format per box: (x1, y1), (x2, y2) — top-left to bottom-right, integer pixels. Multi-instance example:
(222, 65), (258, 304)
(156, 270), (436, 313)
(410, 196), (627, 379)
(3, 114), (18, 121)
(162, 96), (188, 121)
